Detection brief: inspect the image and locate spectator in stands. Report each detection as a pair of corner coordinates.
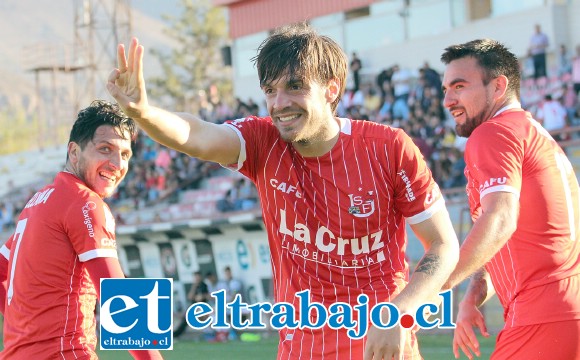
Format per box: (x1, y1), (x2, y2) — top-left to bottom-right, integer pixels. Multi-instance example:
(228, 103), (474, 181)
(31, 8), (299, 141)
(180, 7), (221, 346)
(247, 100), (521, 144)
(362, 85), (382, 117)
(350, 52), (362, 92)
(107, 25), (459, 360)
(420, 61), (442, 96)
(442, 147), (467, 189)
(187, 270), (210, 304)
(217, 265), (245, 341)
(234, 177), (258, 210)
(391, 64), (413, 104)
(537, 94), (567, 135)
(340, 87), (365, 116)
(376, 67), (393, 101)
(0, 100), (162, 359)
(377, 92), (395, 123)
(218, 266), (243, 303)
(154, 146), (172, 170)
(0, 203), (6, 232)
(558, 44), (572, 77)
(563, 82), (578, 125)
(205, 271), (219, 295)
(572, 44), (580, 96)
(216, 188), (236, 212)
(529, 24), (549, 79)
(174, 270), (211, 338)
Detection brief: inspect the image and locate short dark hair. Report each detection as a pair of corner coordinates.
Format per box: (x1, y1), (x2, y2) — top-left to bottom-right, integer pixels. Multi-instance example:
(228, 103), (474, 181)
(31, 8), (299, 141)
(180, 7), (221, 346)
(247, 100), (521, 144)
(68, 100), (137, 154)
(441, 39), (520, 101)
(253, 22), (347, 114)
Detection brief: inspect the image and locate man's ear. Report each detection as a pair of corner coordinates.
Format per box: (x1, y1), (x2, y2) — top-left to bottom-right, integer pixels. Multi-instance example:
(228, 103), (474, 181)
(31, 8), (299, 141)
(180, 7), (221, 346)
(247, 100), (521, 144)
(326, 78), (341, 104)
(67, 142), (80, 164)
(493, 75), (509, 101)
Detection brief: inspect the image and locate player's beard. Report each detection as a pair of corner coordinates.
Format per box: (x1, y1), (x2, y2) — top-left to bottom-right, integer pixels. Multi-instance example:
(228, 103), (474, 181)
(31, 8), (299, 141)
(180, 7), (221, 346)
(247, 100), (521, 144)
(455, 113), (485, 138)
(454, 98), (493, 138)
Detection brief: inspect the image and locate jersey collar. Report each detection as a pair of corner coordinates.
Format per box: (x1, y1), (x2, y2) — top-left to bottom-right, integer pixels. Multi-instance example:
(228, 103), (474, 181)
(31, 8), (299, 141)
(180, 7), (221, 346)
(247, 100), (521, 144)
(493, 101), (522, 118)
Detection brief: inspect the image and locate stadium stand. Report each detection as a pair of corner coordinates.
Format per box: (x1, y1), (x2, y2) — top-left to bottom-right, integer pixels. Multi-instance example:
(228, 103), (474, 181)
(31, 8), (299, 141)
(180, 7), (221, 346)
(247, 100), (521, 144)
(1, 55), (579, 237)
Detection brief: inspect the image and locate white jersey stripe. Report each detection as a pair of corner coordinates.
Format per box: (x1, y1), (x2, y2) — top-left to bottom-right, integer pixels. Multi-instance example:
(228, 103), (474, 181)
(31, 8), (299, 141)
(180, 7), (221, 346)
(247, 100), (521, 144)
(405, 197), (445, 225)
(0, 245), (10, 259)
(480, 184), (520, 200)
(78, 248), (118, 262)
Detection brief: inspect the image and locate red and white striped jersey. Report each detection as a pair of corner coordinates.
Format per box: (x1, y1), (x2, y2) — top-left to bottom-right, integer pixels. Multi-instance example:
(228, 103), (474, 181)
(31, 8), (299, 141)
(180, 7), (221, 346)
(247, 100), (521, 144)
(464, 108), (580, 328)
(0, 172), (118, 359)
(226, 116), (443, 359)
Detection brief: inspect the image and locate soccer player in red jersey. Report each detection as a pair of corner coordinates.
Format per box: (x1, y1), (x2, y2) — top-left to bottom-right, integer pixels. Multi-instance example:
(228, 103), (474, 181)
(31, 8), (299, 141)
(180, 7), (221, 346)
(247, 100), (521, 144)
(106, 23), (460, 360)
(441, 39), (580, 359)
(0, 100), (163, 360)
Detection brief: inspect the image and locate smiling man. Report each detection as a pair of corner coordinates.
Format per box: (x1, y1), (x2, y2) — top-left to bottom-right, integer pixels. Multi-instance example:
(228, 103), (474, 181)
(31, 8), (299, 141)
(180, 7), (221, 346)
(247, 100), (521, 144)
(0, 100), (162, 360)
(107, 23), (460, 360)
(441, 39), (580, 359)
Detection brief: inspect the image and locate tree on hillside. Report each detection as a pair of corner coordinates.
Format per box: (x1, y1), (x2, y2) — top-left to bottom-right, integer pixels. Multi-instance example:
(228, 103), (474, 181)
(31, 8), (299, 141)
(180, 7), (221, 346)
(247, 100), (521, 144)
(148, 0), (232, 117)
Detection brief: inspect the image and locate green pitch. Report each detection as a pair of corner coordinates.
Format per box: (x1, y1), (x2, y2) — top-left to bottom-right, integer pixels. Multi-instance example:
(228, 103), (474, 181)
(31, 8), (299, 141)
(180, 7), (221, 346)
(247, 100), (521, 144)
(94, 332), (496, 360)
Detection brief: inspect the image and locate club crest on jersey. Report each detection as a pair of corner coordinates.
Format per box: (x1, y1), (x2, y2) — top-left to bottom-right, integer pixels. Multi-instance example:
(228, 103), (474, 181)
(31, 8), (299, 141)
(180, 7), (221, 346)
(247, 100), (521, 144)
(347, 190), (375, 218)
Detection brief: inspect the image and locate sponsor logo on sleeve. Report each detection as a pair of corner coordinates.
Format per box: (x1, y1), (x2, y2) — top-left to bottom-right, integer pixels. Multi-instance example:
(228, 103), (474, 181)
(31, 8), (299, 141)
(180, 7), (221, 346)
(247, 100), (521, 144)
(397, 170), (416, 202)
(82, 201), (97, 238)
(425, 186), (441, 206)
(478, 177), (507, 193)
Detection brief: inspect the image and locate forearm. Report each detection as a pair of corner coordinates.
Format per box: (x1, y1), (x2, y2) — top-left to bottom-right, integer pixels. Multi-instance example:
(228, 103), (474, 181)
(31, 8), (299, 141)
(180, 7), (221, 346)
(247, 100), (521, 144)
(461, 268), (495, 308)
(394, 239), (458, 314)
(445, 209), (515, 289)
(132, 106), (240, 164)
(134, 106), (205, 156)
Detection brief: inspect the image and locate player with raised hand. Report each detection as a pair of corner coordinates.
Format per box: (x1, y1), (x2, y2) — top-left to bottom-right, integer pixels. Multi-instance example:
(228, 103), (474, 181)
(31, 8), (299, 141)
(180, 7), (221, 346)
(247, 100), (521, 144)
(108, 25), (459, 360)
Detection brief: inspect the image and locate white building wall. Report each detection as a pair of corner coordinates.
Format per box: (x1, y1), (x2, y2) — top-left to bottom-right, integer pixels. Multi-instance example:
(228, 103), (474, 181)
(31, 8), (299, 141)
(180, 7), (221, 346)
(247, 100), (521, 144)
(229, 1), (575, 106)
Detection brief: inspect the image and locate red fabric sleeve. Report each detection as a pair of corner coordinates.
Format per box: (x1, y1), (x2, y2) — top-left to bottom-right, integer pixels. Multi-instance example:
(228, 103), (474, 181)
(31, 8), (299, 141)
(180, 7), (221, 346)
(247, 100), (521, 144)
(0, 254), (9, 315)
(85, 258), (164, 359)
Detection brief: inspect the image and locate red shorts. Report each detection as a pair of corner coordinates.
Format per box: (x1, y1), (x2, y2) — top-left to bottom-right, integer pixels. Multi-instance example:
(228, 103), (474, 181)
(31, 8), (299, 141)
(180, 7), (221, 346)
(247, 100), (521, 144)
(491, 319), (580, 360)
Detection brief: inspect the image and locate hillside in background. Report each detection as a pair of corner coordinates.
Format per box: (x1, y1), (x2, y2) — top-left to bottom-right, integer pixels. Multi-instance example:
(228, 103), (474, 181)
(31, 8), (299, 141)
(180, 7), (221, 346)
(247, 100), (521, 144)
(0, 0), (181, 154)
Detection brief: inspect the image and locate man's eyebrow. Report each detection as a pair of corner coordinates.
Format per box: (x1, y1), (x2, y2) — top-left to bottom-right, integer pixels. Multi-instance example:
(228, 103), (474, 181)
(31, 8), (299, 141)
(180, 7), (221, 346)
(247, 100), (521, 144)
(442, 78), (467, 91)
(260, 78), (304, 88)
(96, 140), (133, 154)
(287, 79), (304, 85)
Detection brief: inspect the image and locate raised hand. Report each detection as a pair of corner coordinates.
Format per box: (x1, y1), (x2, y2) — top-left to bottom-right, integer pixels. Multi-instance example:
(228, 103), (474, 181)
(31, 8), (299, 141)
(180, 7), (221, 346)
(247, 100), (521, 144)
(453, 302), (489, 359)
(107, 37), (149, 119)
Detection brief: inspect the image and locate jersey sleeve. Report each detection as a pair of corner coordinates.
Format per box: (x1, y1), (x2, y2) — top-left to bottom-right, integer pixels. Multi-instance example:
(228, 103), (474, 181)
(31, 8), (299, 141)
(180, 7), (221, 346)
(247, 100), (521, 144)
(390, 129), (445, 224)
(64, 195), (118, 262)
(223, 116), (276, 181)
(465, 123), (523, 200)
(0, 234), (13, 260)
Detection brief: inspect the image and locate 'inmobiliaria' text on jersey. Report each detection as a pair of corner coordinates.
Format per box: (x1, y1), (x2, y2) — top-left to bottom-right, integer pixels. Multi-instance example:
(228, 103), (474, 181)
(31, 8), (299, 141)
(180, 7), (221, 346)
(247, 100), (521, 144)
(226, 116), (444, 359)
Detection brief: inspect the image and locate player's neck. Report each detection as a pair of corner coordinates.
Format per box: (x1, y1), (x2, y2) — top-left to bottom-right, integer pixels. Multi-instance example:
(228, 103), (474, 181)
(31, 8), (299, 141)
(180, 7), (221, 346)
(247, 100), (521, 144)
(492, 97), (521, 118)
(63, 163), (83, 182)
(292, 116), (341, 157)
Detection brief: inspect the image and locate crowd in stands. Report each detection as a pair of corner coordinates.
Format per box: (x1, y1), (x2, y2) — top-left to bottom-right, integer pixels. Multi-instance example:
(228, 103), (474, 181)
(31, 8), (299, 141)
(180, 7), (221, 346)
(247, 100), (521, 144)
(1, 39), (580, 232)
